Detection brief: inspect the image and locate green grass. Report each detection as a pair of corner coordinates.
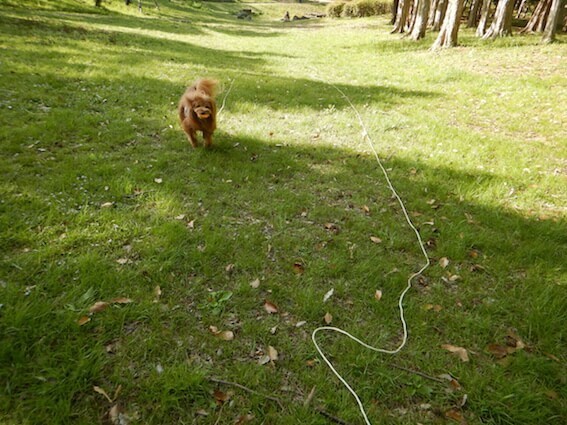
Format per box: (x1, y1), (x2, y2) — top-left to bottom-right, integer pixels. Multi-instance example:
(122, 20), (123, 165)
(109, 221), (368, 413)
(1, 1), (566, 424)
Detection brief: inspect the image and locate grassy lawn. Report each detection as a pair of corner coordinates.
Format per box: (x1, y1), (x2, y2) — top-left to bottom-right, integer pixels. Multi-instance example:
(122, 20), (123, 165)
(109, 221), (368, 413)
(0, 1), (565, 424)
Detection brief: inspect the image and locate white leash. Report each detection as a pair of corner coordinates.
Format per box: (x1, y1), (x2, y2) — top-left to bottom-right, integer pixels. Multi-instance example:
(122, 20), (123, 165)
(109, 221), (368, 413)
(217, 78), (235, 118)
(310, 79), (431, 424)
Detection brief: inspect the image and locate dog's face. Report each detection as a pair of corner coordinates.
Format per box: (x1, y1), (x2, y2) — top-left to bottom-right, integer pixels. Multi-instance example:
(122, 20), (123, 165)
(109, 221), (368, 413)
(192, 98), (214, 120)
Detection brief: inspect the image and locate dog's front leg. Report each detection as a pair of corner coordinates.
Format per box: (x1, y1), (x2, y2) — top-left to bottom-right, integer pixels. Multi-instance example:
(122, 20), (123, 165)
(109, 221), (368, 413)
(187, 128), (199, 148)
(203, 131), (213, 148)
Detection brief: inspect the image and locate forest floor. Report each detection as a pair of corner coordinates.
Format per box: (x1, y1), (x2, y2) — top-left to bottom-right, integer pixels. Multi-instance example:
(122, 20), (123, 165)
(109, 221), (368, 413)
(0, 1), (566, 424)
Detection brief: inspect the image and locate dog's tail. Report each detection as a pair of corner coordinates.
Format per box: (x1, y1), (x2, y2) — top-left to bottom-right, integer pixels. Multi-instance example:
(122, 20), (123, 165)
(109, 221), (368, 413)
(194, 78), (218, 97)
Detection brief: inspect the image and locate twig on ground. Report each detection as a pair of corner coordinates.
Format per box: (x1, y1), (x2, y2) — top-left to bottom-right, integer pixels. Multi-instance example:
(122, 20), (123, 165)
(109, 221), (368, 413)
(303, 385), (316, 407)
(208, 377), (353, 424)
(388, 363), (445, 383)
(315, 407), (353, 425)
(207, 377), (284, 410)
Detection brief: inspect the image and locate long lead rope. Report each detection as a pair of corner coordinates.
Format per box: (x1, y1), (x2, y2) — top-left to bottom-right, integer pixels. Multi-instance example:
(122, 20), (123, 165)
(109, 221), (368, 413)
(311, 79), (431, 424)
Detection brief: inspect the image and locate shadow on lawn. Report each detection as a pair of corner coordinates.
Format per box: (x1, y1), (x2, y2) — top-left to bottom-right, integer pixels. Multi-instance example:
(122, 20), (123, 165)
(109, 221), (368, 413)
(2, 116), (566, 423)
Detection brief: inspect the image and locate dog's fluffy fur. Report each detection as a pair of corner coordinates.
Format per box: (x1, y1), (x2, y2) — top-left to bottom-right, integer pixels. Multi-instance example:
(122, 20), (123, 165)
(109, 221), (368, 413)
(178, 78), (218, 148)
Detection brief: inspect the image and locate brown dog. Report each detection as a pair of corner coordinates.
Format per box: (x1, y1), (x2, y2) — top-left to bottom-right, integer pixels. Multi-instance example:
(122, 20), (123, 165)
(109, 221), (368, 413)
(178, 78), (218, 148)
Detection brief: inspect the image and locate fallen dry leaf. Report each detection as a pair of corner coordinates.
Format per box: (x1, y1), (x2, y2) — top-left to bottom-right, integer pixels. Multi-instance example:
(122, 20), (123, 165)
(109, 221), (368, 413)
(445, 408), (466, 423)
(235, 414), (255, 425)
(324, 312), (333, 324)
(293, 262), (305, 274)
(374, 290), (383, 301)
(116, 258), (130, 265)
(362, 205), (371, 214)
(439, 257), (450, 268)
(487, 344), (510, 359)
(370, 236), (382, 244)
(263, 301), (278, 314)
(78, 316), (91, 326)
(424, 304), (443, 312)
(154, 178), (163, 184)
(324, 223), (340, 234)
(109, 404), (120, 424)
(442, 344), (470, 362)
(258, 355), (271, 365)
(225, 263), (235, 274)
(323, 288), (334, 303)
(101, 202), (113, 208)
(110, 297), (132, 304)
(295, 321), (307, 328)
(175, 214), (186, 220)
(249, 278), (260, 289)
(213, 389), (230, 404)
(268, 345), (278, 361)
(94, 386), (113, 403)
(153, 285), (162, 302)
(187, 219), (195, 229)
(89, 301), (109, 314)
(270, 325), (278, 335)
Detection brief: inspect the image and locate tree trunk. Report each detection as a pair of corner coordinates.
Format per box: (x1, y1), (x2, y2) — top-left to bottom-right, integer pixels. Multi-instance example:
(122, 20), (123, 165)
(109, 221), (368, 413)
(476, 0), (491, 36)
(429, 0), (439, 26)
(467, 0), (482, 27)
(392, 0), (413, 33)
(521, 0), (552, 33)
(432, 0), (465, 48)
(516, 0), (528, 18)
(542, 0), (564, 42)
(95, 0), (102, 6)
(482, 0), (515, 39)
(391, 0), (400, 24)
(410, 0), (431, 39)
(433, 0), (449, 31)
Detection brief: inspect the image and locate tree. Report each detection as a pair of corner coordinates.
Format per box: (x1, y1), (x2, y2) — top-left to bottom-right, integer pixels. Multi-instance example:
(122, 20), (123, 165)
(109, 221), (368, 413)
(392, 0), (413, 33)
(542, 0), (564, 42)
(432, 0), (465, 48)
(410, 0), (431, 40)
(482, 0), (515, 39)
(521, 0), (553, 33)
(432, 0), (449, 31)
(466, 0), (482, 27)
(476, 0), (492, 36)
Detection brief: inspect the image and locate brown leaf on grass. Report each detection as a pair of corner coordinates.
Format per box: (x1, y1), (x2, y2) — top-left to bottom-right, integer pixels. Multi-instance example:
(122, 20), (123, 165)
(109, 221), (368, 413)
(77, 316), (91, 326)
(268, 346), (279, 361)
(374, 290), (383, 301)
(208, 326), (233, 340)
(263, 301), (278, 314)
(362, 205), (371, 214)
(445, 408), (466, 423)
(153, 286), (162, 302)
(439, 374), (462, 391)
(424, 304), (442, 312)
(442, 344), (470, 362)
(110, 297), (132, 304)
(249, 278), (260, 288)
(89, 301), (109, 314)
(324, 223), (340, 234)
(109, 404), (121, 424)
(235, 414), (255, 425)
(225, 263), (235, 274)
(213, 389), (230, 405)
(116, 258), (130, 265)
(370, 236), (382, 244)
(506, 329), (526, 350)
(487, 344), (510, 359)
(439, 257), (450, 268)
(293, 262), (305, 275)
(94, 386), (113, 403)
(324, 312), (333, 324)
